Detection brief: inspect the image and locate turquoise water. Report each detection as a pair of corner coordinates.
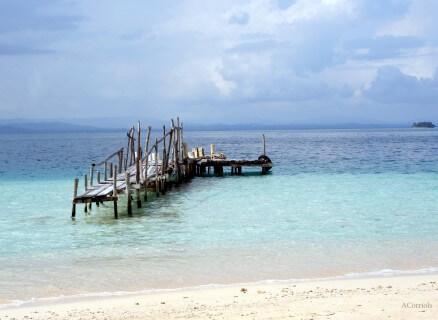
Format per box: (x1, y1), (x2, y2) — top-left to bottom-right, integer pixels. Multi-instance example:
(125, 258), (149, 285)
(1, 129), (438, 304)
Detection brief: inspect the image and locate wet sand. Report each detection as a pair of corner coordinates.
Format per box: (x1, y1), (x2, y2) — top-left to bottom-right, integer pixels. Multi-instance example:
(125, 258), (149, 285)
(1, 274), (437, 319)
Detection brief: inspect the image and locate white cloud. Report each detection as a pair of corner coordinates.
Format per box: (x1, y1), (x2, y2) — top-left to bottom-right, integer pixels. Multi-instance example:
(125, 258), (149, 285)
(1, 0), (438, 123)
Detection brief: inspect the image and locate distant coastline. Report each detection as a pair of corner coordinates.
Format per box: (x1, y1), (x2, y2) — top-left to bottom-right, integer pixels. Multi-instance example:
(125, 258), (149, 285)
(0, 121), (425, 134)
(0, 122), (123, 134)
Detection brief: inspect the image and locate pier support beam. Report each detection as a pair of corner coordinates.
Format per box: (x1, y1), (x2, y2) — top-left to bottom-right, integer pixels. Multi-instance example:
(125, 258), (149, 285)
(155, 140), (160, 197)
(71, 178), (79, 218)
(113, 165), (118, 219)
(113, 200), (118, 219)
(125, 172), (132, 216)
(136, 189), (142, 208)
(136, 121), (142, 209)
(214, 165), (223, 176)
(144, 126), (151, 202)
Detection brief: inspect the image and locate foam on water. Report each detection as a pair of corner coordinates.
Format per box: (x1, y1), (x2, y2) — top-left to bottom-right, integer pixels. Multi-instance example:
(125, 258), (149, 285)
(2, 266), (438, 310)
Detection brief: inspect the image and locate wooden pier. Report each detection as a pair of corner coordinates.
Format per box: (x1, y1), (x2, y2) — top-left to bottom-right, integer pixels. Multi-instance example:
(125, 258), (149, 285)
(71, 118), (272, 219)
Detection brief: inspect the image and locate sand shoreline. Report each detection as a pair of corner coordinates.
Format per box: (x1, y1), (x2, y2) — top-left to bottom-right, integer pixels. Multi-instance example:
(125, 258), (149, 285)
(1, 274), (437, 319)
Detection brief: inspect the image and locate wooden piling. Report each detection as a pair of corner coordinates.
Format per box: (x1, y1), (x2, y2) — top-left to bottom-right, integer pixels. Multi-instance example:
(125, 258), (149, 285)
(104, 162), (108, 181)
(90, 164), (95, 186)
(118, 150), (123, 173)
(129, 126), (135, 166)
(262, 134), (266, 156)
(136, 122), (142, 208)
(97, 171), (101, 184)
(71, 178), (79, 218)
(136, 122), (141, 183)
(113, 165), (118, 219)
(109, 163), (113, 179)
(84, 174), (88, 191)
(125, 171), (132, 216)
(155, 140), (160, 197)
(176, 118), (181, 184)
(125, 128), (132, 170)
(162, 125), (167, 194)
(144, 126), (151, 201)
(166, 126), (174, 188)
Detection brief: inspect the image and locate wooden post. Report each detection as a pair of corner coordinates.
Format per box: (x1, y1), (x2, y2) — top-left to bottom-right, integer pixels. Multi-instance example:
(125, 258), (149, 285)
(171, 119), (176, 177)
(176, 118), (181, 184)
(183, 142), (188, 159)
(136, 122), (142, 208)
(144, 126), (151, 201)
(155, 140), (159, 197)
(136, 185), (141, 208)
(180, 121), (184, 156)
(72, 178), (79, 218)
(162, 125), (167, 194)
(180, 121), (184, 179)
(90, 164), (95, 186)
(136, 122), (141, 184)
(210, 144), (215, 158)
(128, 128), (133, 167)
(125, 128), (132, 170)
(166, 128), (173, 169)
(97, 171), (101, 184)
(162, 126), (167, 172)
(113, 165), (118, 219)
(262, 134), (266, 156)
(109, 163), (113, 179)
(125, 171), (132, 216)
(104, 161), (108, 181)
(118, 150), (123, 173)
(130, 126), (135, 166)
(83, 174), (88, 213)
(144, 126), (152, 158)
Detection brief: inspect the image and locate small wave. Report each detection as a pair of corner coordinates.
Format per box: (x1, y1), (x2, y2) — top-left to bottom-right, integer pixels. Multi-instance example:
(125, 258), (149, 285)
(2, 266), (438, 309)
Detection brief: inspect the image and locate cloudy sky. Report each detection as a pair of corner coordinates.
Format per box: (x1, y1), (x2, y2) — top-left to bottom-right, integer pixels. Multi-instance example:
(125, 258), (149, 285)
(1, 0), (438, 125)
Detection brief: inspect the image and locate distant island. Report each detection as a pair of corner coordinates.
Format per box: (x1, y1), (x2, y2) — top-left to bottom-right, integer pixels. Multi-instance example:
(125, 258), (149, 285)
(412, 122), (436, 128)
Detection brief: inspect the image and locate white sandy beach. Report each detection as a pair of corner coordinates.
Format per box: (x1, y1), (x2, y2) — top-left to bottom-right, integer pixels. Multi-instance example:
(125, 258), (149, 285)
(1, 274), (437, 320)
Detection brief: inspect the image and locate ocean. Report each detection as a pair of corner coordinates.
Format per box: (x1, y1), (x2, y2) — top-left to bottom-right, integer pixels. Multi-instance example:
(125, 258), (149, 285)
(1, 128), (438, 306)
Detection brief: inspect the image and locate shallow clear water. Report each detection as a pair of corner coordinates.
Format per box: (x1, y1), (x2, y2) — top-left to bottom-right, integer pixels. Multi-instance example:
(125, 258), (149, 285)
(1, 129), (438, 304)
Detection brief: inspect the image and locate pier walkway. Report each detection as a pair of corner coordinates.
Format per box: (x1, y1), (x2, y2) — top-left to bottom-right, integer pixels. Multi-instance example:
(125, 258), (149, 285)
(72, 118), (272, 219)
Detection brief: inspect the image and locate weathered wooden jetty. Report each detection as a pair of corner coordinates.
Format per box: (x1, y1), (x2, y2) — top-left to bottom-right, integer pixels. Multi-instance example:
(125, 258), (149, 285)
(71, 118), (272, 219)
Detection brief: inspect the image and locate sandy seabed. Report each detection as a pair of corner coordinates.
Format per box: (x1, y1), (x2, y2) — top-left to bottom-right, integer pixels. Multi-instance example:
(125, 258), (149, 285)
(1, 274), (437, 320)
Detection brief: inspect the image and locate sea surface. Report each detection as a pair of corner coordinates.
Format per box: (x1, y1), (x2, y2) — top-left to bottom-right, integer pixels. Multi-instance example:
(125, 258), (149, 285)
(1, 128), (438, 305)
